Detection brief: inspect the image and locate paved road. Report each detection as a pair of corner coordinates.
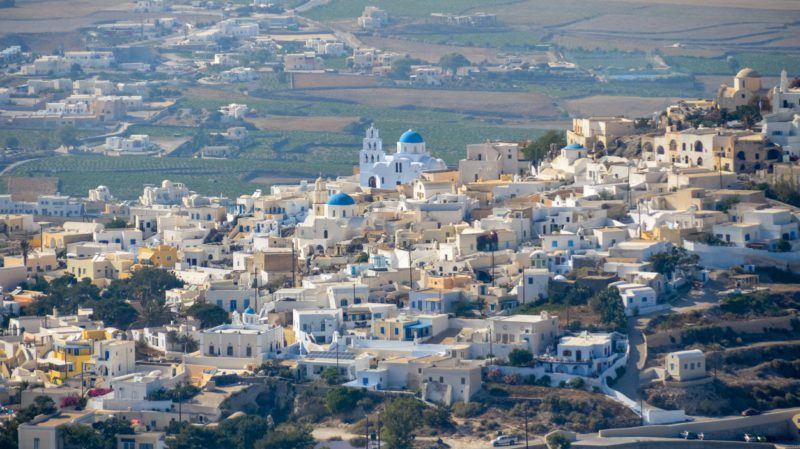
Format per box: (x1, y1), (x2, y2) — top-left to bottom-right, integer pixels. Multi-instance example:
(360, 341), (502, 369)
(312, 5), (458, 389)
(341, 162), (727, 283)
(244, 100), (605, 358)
(615, 316), (648, 402)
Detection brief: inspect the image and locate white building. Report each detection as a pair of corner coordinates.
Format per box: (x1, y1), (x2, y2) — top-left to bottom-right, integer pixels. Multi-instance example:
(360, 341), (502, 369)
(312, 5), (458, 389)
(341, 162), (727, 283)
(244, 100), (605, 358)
(615, 282), (658, 316)
(665, 349), (706, 382)
(489, 312), (559, 357)
(358, 126), (447, 189)
(295, 180), (365, 254)
(139, 180), (190, 206)
(293, 308), (343, 345)
(199, 309), (285, 360)
(358, 6), (388, 30)
(105, 135), (154, 153)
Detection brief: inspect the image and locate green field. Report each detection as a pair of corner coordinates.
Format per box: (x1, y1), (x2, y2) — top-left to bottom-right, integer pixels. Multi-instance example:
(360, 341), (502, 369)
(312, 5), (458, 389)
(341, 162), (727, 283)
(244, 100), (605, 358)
(304, 0), (522, 21)
(1, 155), (353, 199)
(179, 94), (545, 162)
(665, 53), (800, 76)
(406, 30), (544, 48)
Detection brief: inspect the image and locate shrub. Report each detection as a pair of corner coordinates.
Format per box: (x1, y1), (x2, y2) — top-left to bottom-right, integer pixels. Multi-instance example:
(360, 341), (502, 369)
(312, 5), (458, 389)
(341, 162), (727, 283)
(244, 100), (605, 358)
(452, 402), (485, 418)
(324, 387), (365, 414)
(503, 373), (522, 385)
(60, 396), (80, 408)
(508, 349), (534, 367)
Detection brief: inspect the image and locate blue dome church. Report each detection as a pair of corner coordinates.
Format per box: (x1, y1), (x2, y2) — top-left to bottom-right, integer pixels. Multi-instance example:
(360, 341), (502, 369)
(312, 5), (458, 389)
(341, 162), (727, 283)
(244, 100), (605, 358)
(358, 125), (447, 189)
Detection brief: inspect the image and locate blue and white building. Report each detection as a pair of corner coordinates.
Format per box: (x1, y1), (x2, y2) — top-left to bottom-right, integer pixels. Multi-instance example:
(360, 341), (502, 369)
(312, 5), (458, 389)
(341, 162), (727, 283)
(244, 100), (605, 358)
(358, 125), (447, 189)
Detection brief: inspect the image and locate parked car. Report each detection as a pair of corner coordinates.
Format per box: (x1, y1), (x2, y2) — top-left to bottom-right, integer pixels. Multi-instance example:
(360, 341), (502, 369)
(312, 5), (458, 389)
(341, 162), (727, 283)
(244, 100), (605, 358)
(680, 431), (698, 440)
(744, 433), (767, 442)
(492, 435), (518, 447)
(741, 408), (761, 416)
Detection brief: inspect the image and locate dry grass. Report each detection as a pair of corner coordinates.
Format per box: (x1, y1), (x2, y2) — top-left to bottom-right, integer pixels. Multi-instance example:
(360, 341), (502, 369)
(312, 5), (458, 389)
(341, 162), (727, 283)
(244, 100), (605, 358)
(292, 73), (380, 89)
(563, 95), (680, 118)
(245, 115), (357, 132)
(282, 87), (560, 119)
(359, 36), (505, 64)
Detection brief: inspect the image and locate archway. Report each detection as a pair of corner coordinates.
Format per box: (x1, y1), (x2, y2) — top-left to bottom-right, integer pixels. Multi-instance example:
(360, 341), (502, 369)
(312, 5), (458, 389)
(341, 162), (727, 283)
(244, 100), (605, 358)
(368, 176), (377, 188)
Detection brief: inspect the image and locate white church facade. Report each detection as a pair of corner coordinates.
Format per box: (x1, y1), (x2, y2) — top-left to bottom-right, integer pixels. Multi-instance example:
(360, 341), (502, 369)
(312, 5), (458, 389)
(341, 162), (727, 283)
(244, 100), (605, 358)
(358, 126), (447, 188)
(294, 178), (366, 255)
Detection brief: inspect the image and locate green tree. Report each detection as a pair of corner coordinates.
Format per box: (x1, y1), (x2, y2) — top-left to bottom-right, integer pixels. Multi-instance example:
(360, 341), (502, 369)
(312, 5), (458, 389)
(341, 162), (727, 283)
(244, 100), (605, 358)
(57, 126), (79, 147)
(138, 298), (173, 327)
(93, 298), (138, 329)
(775, 238), (792, 253)
(254, 424), (314, 449)
(104, 218), (129, 229)
(60, 424), (105, 449)
(381, 397), (423, 449)
(438, 52), (470, 74)
(93, 418), (133, 449)
(26, 275), (102, 316)
(324, 386), (364, 414)
(355, 252), (369, 263)
(546, 433), (572, 449)
(388, 57), (424, 80)
(103, 267), (183, 302)
(187, 302), (230, 328)
(523, 130), (566, 164)
(166, 426), (219, 449)
(589, 288), (627, 332)
(320, 366), (342, 385)
(508, 348), (534, 367)
(4, 136), (20, 149)
(649, 247), (698, 280)
(216, 415), (269, 449)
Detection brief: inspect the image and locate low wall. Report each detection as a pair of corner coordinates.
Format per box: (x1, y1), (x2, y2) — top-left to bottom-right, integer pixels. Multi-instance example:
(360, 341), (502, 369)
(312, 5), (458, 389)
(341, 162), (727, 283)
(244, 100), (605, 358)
(599, 407), (800, 441)
(646, 314), (798, 350)
(574, 440), (775, 449)
(684, 241), (800, 273)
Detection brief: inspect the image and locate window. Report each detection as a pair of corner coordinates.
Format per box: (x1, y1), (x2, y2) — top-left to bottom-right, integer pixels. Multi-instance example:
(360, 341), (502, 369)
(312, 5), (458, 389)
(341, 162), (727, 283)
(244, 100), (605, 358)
(227, 345), (234, 356)
(34, 438), (40, 449)
(141, 444), (154, 449)
(461, 377), (466, 385)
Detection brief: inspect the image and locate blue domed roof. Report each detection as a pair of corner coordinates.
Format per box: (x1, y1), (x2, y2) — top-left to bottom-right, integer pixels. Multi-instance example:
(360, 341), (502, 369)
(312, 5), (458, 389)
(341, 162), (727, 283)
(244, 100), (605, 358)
(243, 307), (256, 315)
(327, 192), (355, 206)
(563, 143), (585, 150)
(399, 130), (424, 144)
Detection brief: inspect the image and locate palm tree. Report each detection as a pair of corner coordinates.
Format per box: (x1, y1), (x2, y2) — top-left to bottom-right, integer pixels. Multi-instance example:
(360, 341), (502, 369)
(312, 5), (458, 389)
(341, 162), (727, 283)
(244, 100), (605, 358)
(19, 239), (30, 268)
(138, 298), (172, 327)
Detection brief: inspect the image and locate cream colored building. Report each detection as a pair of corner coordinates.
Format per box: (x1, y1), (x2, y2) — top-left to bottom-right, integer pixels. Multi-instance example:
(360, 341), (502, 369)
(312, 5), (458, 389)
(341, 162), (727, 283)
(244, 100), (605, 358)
(3, 249), (57, 274)
(665, 349), (706, 382)
(716, 68), (767, 111)
(67, 252), (134, 282)
(641, 128), (780, 173)
(18, 410), (95, 449)
(566, 117), (636, 151)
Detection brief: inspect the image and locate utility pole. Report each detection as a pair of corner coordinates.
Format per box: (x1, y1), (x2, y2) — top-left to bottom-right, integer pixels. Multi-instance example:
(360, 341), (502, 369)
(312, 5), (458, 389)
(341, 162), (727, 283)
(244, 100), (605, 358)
(291, 244), (296, 287)
(377, 408), (382, 449)
(524, 402), (529, 449)
(365, 417), (371, 449)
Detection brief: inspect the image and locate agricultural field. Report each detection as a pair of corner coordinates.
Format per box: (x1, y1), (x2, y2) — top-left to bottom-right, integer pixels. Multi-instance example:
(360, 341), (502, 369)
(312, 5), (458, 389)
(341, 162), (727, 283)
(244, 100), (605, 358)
(358, 36), (525, 65)
(665, 53), (800, 77)
(0, 155), (353, 199)
(279, 87), (560, 119)
(303, 0), (522, 21)
(404, 30), (545, 49)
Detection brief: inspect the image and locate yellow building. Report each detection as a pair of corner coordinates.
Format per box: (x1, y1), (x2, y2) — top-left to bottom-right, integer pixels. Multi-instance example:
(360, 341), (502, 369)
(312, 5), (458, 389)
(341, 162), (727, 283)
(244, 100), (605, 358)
(46, 330), (116, 385)
(138, 245), (178, 268)
(47, 339), (93, 385)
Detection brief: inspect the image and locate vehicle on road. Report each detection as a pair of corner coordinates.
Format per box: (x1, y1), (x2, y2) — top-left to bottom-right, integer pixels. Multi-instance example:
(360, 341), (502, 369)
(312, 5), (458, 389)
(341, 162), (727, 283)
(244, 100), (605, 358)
(680, 431), (703, 440)
(491, 435), (519, 447)
(741, 408), (762, 416)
